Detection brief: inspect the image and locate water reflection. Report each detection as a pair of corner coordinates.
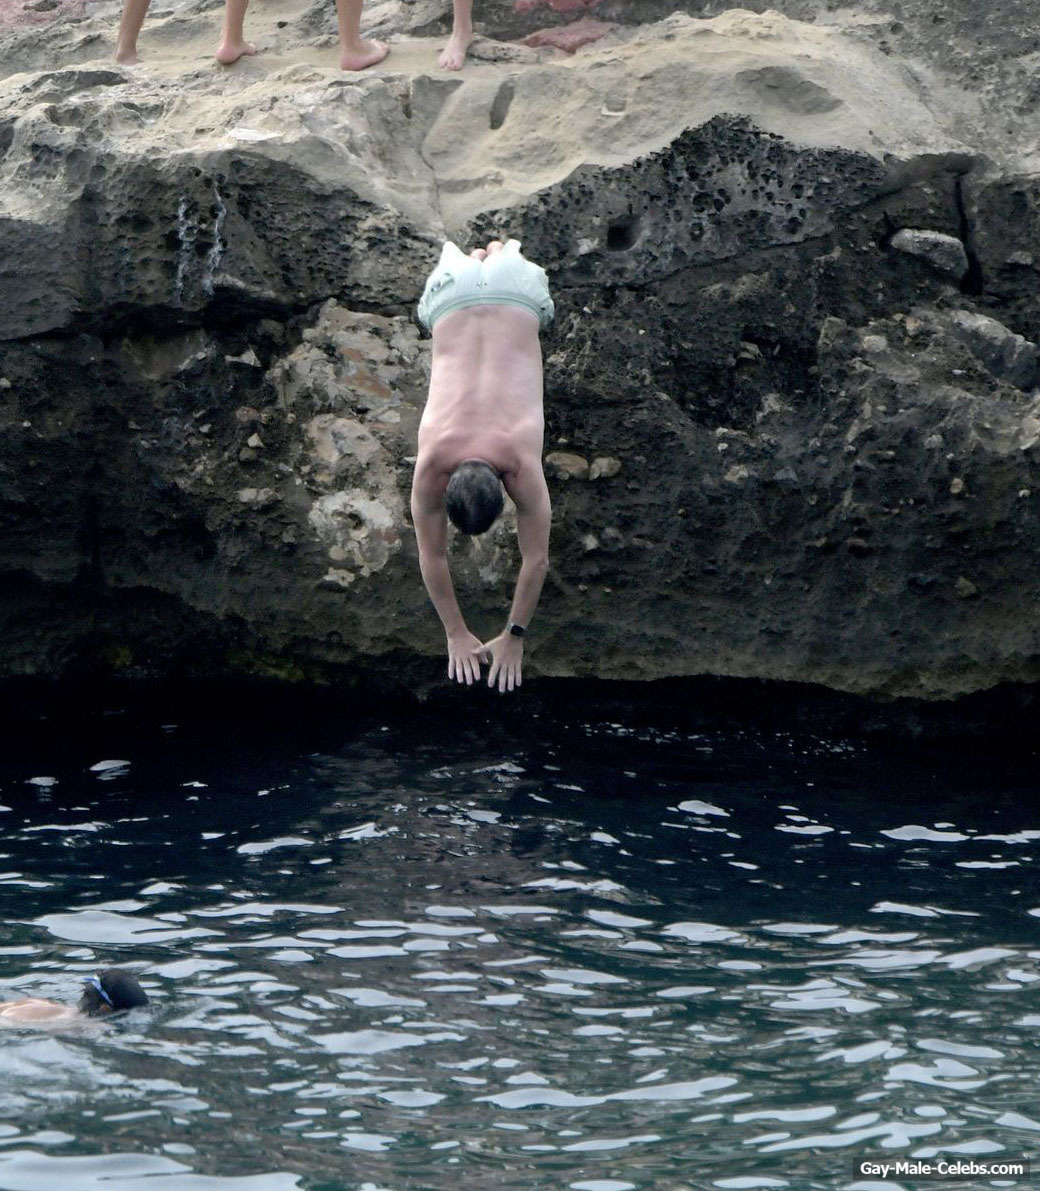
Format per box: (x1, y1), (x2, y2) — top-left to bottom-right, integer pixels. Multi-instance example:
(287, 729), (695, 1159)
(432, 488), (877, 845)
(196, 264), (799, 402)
(0, 711), (1037, 1189)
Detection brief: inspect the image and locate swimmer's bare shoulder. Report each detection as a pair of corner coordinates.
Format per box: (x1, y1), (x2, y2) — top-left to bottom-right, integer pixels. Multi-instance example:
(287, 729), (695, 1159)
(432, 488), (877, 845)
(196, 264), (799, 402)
(0, 998), (81, 1026)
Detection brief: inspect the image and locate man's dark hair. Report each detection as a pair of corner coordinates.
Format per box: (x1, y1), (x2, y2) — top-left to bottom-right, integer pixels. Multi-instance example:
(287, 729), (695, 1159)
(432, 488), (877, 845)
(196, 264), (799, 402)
(79, 968), (150, 1015)
(444, 460), (504, 535)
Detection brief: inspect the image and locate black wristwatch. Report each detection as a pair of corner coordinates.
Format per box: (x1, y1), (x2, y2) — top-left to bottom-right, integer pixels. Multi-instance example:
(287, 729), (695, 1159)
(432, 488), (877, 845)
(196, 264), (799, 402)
(507, 622), (526, 638)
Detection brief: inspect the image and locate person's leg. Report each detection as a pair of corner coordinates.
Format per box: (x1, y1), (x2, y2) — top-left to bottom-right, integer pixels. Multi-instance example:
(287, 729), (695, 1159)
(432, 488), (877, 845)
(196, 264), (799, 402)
(438, 0), (473, 71)
(481, 240), (555, 328)
(215, 0), (257, 64)
(114, 0), (150, 64)
(337, 0), (389, 70)
(418, 241), (481, 332)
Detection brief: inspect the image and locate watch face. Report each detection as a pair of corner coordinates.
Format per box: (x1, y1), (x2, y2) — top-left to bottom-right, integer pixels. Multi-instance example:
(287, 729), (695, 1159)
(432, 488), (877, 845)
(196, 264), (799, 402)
(509, 623), (526, 638)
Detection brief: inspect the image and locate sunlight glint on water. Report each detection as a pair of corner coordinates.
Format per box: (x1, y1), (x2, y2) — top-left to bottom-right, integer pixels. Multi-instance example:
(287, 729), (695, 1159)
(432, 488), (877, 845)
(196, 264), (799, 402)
(0, 713), (1037, 1190)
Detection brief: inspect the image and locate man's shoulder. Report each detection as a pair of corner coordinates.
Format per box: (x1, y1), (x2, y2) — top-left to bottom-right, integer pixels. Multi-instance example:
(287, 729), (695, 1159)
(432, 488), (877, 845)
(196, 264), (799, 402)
(504, 454), (549, 508)
(411, 447), (450, 495)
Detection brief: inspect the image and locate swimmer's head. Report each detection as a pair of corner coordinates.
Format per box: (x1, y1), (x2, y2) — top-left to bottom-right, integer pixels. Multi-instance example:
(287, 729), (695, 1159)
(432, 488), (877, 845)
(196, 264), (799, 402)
(79, 969), (149, 1016)
(444, 460), (504, 535)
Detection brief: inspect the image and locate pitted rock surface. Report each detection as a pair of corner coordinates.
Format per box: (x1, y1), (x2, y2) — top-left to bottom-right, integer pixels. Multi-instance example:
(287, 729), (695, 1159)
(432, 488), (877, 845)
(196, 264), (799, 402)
(2, 2), (1040, 701)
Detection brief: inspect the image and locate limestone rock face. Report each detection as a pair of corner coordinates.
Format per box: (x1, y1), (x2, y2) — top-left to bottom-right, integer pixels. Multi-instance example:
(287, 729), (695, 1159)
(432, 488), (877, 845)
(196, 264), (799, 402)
(2, 3), (1040, 700)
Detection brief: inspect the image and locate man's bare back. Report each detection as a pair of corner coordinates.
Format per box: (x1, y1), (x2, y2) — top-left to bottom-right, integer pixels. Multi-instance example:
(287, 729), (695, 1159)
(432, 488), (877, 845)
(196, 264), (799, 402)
(418, 303), (544, 485)
(411, 241), (554, 693)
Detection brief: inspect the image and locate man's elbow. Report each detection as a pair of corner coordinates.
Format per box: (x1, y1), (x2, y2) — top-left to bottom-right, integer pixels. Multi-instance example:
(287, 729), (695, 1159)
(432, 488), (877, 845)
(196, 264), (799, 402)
(523, 551), (550, 577)
(418, 541), (452, 579)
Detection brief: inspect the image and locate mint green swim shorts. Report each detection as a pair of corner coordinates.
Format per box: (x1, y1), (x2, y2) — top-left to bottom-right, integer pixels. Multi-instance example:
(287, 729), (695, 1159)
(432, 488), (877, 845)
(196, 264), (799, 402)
(417, 240), (555, 332)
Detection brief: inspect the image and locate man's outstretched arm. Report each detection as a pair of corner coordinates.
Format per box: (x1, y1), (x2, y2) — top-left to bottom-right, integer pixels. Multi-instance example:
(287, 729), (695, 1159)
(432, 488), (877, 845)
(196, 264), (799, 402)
(476, 467), (551, 693)
(411, 487), (485, 685)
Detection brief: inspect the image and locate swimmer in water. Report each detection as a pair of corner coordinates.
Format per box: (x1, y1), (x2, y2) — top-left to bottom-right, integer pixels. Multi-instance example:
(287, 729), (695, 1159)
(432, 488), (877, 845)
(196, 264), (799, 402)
(0, 969), (149, 1026)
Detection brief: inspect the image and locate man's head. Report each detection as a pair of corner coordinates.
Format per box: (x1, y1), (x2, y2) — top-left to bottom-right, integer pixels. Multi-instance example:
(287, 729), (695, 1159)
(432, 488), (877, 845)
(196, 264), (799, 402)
(79, 969), (149, 1015)
(444, 460), (504, 535)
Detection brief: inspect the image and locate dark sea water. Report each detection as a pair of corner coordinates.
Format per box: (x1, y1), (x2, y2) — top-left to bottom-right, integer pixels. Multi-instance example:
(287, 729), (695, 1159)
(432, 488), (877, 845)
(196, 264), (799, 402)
(0, 695), (1038, 1191)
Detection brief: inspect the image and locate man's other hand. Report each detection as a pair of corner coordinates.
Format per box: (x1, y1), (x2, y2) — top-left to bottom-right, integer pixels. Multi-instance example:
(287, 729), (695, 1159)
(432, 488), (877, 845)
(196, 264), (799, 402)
(447, 629), (485, 685)
(474, 632), (524, 694)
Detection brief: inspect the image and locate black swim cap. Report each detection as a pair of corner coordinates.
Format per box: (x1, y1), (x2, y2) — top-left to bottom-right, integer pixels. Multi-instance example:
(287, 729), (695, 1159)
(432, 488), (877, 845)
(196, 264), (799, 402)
(80, 969), (149, 1015)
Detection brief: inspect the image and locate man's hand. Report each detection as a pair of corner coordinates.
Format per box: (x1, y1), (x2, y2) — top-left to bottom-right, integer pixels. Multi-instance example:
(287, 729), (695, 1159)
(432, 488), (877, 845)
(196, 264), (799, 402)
(447, 629), (485, 685)
(474, 632), (524, 693)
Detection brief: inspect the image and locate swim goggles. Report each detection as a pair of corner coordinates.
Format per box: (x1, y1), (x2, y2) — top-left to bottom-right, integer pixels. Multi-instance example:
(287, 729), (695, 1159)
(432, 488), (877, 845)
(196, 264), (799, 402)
(83, 974), (114, 1007)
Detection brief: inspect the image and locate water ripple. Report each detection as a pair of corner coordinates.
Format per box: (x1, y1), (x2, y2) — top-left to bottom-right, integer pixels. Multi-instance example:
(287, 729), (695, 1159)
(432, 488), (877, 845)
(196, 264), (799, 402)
(0, 714), (1036, 1189)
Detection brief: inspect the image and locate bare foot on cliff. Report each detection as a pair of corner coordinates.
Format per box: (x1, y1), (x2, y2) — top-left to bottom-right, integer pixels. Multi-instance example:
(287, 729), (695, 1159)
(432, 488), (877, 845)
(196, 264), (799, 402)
(340, 38), (389, 70)
(469, 240), (503, 261)
(438, 28), (473, 70)
(113, 0), (149, 64)
(215, 36), (258, 64)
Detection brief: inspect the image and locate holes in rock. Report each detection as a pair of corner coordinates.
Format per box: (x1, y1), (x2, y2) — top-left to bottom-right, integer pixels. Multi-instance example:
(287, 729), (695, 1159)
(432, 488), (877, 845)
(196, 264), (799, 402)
(606, 215), (640, 252)
(489, 78), (516, 131)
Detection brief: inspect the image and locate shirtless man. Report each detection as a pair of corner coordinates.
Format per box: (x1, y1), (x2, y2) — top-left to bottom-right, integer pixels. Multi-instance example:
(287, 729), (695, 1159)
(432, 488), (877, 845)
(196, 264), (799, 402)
(411, 239), (555, 693)
(0, 969), (149, 1026)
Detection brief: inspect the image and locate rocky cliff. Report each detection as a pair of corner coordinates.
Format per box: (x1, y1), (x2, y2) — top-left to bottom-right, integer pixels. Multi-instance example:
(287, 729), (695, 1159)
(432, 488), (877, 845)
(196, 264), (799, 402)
(1, 0), (1039, 701)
